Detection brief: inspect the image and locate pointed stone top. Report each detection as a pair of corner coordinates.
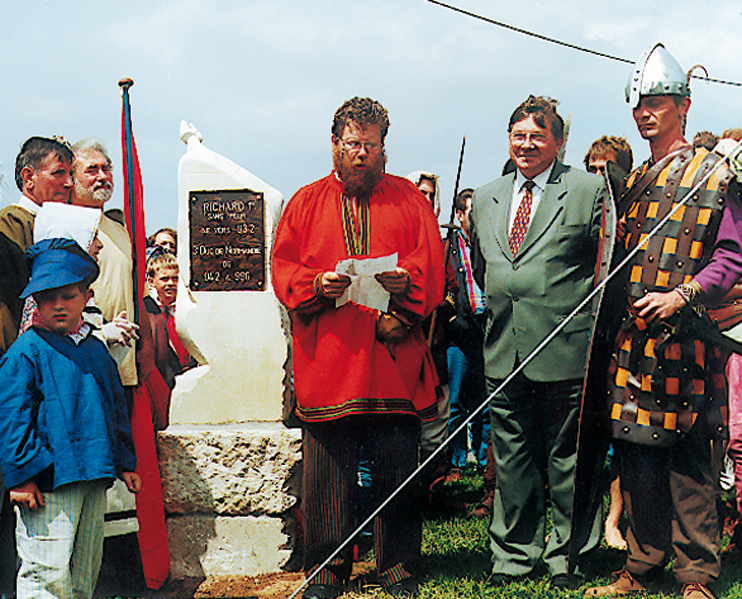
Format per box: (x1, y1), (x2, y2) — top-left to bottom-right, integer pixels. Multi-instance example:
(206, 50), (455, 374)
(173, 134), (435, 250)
(180, 120), (203, 145)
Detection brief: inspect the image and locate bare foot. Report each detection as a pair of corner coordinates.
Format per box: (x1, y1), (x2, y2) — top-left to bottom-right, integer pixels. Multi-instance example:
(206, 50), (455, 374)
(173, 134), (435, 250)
(604, 522), (627, 550)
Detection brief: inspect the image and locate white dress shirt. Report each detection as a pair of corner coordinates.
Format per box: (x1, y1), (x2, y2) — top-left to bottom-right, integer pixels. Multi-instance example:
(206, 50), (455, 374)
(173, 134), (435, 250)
(16, 194), (41, 214)
(508, 163), (554, 235)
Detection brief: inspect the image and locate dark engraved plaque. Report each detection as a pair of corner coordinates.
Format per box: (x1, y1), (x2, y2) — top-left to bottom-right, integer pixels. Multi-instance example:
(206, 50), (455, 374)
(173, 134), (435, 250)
(189, 189), (265, 291)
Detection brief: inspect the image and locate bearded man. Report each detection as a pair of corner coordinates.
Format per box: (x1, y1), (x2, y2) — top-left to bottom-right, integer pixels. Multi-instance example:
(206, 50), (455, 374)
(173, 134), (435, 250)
(273, 97), (444, 599)
(71, 138), (137, 387)
(70, 139), (168, 592)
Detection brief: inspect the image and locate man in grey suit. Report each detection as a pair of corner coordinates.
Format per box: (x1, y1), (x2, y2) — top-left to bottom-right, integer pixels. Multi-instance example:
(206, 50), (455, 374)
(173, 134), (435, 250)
(470, 95), (605, 589)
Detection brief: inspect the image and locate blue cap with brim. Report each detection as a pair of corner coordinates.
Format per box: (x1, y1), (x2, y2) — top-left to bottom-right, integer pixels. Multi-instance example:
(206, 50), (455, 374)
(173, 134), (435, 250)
(20, 238), (99, 299)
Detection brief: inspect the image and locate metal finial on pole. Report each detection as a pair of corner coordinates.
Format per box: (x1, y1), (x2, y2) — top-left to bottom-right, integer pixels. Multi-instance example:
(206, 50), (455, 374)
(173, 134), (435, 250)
(118, 77), (134, 91)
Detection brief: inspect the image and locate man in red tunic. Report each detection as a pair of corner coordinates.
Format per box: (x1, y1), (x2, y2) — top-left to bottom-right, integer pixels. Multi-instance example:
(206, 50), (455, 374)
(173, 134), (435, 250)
(273, 97), (444, 599)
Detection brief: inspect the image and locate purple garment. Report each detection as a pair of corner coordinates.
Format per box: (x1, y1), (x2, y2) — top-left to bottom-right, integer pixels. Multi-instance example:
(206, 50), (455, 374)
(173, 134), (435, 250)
(726, 353), (742, 515)
(694, 181), (742, 306)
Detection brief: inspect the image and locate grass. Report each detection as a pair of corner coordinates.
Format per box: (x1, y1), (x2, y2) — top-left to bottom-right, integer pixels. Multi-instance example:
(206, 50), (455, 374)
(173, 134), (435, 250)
(338, 465), (742, 598)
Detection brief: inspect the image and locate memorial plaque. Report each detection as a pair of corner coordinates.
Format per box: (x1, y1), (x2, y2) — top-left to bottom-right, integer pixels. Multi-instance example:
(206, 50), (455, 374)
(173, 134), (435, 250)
(189, 189), (265, 291)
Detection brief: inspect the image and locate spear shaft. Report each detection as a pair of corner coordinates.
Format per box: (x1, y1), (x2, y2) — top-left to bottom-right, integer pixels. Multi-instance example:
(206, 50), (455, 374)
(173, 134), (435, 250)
(427, 135), (466, 347)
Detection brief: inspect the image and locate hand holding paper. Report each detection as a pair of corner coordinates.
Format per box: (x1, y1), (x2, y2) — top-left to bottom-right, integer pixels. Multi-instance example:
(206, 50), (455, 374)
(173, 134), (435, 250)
(335, 253), (398, 312)
(375, 267), (411, 295)
(320, 271), (352, 299)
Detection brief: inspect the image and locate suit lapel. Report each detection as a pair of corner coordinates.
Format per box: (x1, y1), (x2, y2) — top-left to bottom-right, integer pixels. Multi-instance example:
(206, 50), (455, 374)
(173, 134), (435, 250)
(489, 174), (516, 260)
(516, 162), (568, 257)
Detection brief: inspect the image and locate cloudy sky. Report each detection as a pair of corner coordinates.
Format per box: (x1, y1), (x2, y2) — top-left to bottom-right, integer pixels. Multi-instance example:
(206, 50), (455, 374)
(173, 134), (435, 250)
(1, 1), (740, 231)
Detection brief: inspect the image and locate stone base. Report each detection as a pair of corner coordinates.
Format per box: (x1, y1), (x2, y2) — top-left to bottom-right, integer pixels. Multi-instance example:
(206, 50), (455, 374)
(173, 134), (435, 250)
(168, 514), (291, 578)
(158, 422), (302, 578)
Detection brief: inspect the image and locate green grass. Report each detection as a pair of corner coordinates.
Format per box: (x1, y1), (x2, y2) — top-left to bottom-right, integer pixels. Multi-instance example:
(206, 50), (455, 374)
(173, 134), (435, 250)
(340, 465), (742, 598)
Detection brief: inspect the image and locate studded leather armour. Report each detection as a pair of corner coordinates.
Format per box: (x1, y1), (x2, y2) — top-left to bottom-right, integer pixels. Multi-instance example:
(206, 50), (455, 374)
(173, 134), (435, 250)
(609, 147), (734, 446)
(623, 147), (734, 300)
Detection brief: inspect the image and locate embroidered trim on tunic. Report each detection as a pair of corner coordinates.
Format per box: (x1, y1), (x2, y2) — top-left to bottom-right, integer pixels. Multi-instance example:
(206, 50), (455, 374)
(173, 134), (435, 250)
(341, 193), (370, 256)
(296, 397), (439, 422)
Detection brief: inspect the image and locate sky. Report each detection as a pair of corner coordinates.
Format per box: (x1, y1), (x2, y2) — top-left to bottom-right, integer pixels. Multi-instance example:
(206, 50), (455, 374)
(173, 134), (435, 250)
(1, 1), (741, 232)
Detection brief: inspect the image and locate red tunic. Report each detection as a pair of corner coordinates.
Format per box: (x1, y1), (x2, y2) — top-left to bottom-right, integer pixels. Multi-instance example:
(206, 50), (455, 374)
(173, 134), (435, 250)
(272, 173), (445, 422)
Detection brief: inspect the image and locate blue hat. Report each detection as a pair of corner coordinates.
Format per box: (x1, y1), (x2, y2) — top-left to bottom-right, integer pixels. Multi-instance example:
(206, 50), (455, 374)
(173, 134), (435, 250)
(20, 238), (100, 299)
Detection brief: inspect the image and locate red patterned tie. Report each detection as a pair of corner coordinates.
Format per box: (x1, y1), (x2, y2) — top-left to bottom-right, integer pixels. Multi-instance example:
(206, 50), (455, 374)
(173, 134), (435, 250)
(509, 180), (535, 257)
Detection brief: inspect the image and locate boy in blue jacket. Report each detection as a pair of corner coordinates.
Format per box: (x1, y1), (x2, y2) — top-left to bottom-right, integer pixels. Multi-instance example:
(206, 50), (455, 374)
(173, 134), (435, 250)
(0, 238), (140, 599)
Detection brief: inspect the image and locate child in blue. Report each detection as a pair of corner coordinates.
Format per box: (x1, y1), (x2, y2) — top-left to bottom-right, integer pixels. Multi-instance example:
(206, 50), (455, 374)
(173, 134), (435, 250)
(0, 238), (140, 599)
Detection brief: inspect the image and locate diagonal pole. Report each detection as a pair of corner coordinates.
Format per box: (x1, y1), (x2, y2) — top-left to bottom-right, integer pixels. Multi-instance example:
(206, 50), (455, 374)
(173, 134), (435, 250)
(289, 139), (742, 598)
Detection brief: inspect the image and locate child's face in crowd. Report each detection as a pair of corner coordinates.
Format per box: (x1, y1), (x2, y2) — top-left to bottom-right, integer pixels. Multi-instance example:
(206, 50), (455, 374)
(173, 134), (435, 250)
(154, 232), (176, 255)
(151, 267), (178, 307)
(35, 283), (91, 335)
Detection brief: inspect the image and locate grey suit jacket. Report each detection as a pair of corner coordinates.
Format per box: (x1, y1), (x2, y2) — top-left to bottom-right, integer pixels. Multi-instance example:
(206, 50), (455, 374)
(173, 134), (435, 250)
(471, 161), (605, 382)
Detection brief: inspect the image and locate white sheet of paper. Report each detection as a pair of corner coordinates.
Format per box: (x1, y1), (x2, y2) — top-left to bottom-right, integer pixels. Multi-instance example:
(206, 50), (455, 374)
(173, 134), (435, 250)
(335, 253), (397, 312)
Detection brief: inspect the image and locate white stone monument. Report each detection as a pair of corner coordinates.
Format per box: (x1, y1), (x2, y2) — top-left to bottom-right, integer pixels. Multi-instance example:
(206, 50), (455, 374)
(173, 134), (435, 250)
(171, 121), (287, 423)
(159, 123), (301, 579)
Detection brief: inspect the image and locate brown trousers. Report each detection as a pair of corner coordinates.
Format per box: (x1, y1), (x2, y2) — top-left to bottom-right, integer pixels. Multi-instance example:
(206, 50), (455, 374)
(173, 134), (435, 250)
(616, 428), (720, 584)
(302, 416), (421, 588)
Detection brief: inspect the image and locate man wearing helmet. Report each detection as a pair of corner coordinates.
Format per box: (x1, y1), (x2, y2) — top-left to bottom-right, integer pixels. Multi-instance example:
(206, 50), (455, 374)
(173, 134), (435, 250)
(585, 44), (742, 599)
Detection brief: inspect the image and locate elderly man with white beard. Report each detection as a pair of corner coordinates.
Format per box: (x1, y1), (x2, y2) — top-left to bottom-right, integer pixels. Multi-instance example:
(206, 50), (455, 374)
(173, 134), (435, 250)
(71, 138), (138, 388)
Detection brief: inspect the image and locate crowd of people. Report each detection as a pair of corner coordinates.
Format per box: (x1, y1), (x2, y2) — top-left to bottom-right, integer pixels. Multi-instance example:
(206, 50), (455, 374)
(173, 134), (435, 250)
(0, 137), (189, 598)
(274, 42), (742, 599)
(1, 39), (742, 599)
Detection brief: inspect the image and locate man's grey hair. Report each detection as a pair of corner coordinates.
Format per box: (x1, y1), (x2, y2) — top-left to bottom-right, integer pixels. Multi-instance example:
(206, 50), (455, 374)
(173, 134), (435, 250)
(71, 137), (114, 206)
(72, 138), (112, 165)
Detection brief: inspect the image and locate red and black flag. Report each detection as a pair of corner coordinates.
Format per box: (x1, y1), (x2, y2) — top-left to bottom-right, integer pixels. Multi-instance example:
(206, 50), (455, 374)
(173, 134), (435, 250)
(119, 78), (147, 324)
(119, 78), (171, 590)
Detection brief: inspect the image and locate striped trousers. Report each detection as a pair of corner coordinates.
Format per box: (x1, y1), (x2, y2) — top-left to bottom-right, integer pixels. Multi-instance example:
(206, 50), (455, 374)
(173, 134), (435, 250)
(303, 415), (421, 588)
(16, 480), (108, 599)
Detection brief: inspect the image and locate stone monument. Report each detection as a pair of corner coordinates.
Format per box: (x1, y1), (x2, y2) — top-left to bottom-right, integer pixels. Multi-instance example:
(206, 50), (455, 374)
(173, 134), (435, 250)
(159, 122), (301, 579)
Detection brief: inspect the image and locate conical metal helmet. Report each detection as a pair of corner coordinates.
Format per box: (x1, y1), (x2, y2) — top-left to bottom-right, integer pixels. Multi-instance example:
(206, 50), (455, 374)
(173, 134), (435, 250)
(625, 42), (689, 108)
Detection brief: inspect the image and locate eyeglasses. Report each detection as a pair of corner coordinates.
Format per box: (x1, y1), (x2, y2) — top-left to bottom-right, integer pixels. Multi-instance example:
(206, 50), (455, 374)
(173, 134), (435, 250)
(340, 139), (380, 153)
(510, 132), (549, 146)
